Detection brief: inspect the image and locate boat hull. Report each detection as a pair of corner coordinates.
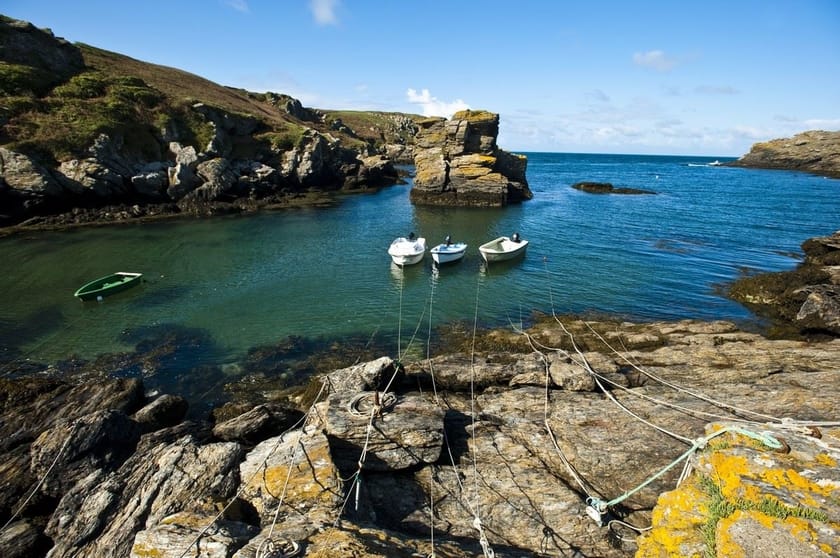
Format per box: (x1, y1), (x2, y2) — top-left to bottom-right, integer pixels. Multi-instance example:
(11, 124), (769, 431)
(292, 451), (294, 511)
(74, 272), (143, 301)
(388, 237), (426, 266)
(479, 237), (528, 263)
(431, 243), (467, 265)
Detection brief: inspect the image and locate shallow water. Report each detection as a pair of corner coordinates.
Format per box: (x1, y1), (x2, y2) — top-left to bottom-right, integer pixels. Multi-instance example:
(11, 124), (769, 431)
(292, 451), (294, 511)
(1, 153), (837, 386)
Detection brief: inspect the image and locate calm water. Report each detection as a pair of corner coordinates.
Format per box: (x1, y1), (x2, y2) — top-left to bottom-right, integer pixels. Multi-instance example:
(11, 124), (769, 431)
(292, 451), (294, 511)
(1, 153), (837, 388)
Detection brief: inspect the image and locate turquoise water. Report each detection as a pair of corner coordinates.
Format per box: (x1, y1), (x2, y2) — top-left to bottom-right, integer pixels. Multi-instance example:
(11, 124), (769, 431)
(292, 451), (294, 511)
(1, 153), (838, 385)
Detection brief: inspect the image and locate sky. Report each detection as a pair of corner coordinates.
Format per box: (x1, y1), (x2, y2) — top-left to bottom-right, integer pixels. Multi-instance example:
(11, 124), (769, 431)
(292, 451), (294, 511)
(3, 0), (839, 156)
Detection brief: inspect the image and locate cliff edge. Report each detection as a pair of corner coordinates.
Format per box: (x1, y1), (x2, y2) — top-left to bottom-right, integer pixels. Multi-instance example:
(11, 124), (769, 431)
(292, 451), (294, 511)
(729, 130), (840, 178)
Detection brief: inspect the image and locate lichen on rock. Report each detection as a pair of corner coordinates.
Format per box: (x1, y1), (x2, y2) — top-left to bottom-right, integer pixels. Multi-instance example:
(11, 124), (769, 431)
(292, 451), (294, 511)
(410, 110), (532, 207)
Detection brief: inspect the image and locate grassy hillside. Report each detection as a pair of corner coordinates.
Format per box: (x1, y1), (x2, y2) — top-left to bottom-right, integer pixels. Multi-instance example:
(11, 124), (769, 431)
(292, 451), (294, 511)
(0, 15), (421, 166)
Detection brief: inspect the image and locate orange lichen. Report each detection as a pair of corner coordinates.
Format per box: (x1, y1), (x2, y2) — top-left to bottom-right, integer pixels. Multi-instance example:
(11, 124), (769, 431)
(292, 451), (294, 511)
(816, 453), (837, 467)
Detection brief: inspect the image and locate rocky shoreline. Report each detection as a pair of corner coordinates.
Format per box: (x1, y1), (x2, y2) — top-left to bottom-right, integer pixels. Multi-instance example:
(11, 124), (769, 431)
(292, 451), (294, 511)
(727, 130), (840, 178)
(1, 313), (838, 558)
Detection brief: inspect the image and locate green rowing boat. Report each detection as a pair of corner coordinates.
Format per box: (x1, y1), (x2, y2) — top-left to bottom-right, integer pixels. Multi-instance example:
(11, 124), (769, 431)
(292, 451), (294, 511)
(74, 272), (143, 301)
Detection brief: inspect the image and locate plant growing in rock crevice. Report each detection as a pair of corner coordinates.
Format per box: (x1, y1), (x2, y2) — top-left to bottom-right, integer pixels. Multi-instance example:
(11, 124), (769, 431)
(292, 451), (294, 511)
(697, 474), (828, 558)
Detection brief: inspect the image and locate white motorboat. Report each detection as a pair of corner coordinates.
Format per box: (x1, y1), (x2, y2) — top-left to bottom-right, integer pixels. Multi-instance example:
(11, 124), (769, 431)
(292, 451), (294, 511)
(388, 234), (426, 265)
(430, 236), (467, 265)
(479, 233), (528, 263)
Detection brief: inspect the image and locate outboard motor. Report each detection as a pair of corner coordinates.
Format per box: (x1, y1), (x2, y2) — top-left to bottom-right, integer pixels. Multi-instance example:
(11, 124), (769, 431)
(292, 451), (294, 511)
(512, 232), (521, 242)
(445, 235), (452, 246)
(409, 232), (416, 241)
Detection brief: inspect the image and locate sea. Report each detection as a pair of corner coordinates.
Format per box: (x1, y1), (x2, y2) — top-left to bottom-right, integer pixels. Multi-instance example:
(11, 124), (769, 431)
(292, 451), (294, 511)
(1, 153), (837, 406)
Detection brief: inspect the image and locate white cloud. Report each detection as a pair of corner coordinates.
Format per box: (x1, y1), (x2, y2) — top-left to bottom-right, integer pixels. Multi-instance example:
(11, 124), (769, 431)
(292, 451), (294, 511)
(310, 0), (340, 26)
(633, 50), (676, 72)
(694, 85), (739, 95)
(803, 118), (840, 130)
(224, 0), (249, 13)
(406, 88), (470, 118)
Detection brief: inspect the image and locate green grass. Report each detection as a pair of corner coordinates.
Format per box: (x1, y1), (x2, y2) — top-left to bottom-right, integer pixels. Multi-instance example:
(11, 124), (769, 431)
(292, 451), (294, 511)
(697, 475), (828, 558)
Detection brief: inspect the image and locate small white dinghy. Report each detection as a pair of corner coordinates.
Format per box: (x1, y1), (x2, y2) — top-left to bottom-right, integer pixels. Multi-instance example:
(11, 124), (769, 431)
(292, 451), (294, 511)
(388, 233), (426, 265)
(430, 236), (467, 265)
(478, 232), (528, 263)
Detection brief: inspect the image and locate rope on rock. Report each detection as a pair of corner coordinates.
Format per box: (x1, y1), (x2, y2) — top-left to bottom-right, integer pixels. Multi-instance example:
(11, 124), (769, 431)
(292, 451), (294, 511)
(347, 391), (397, 419)
(580, 320), (784, 423)
(584, 424), (783, 525)
(256, 537), (301, 558)
(177, 379), (328, 558)
(0, 419), (80, 535)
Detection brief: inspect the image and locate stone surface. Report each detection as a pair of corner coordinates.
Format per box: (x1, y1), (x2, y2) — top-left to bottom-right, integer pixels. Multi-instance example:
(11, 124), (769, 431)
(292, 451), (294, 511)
(1, 318), (838, 557)
(320, 392), (445, 472)
(44, 435), (242, 558)
(410, 110), (532, 207)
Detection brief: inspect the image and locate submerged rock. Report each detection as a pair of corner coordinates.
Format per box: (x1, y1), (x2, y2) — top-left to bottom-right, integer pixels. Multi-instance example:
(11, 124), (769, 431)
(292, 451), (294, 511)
(730, 229), (840, 336)
(572, 181), (656, 195)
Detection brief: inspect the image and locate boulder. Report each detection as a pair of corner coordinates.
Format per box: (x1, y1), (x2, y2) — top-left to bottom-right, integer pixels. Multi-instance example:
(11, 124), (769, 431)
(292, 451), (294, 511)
(212, 403), (303, 445)
(410, 110), (531, 207)
(238, 426), (343, 524)
(132, 394), (189, 433)
(0, 148), (64, 197)
(319, 392), (445, 472)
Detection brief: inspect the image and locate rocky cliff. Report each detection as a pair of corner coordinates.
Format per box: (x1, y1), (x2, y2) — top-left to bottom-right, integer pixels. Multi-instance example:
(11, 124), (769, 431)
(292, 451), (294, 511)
(410, 110), (532, 206)
(0, 16), (420, 230)
(1, 316), (837, 558)
(729, 130), (840, 178)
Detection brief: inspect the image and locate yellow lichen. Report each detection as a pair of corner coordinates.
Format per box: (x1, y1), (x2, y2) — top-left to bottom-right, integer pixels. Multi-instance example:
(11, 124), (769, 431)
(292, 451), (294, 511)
(634, 481), (708, 557)
(816, 453), (837, 467)
(129, 543), (165, 558)
(708, 452), (751, 499)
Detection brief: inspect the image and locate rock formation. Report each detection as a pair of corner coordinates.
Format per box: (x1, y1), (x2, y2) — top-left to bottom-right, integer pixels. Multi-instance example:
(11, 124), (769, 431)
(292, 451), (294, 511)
(410, 110), (532, 206)
(730, 229), (840, 336)
(1, 318), (838, 557)
(729, 130), (840, 178)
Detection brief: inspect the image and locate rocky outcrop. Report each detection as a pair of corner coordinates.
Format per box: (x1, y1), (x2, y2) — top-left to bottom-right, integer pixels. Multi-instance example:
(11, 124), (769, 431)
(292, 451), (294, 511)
(0, 16), (84, 95)
(572, 181), (656, 195)
(729, 130), (840, 178)
(1, 318), (838, 557)
(730, 229), (840, 336)
(0, 17), (407, 230)
(410, 110), (532, 207)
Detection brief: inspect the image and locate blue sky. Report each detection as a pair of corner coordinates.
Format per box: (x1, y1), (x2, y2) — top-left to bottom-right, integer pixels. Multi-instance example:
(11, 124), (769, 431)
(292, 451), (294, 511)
(3, 0), (839, 156)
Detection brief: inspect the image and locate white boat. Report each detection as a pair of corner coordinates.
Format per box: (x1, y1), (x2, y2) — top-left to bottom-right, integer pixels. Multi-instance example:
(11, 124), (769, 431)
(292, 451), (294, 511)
(388, 234), (426, 265)
(430, 236), (467, 265)
(479, 233), (528, 263)
(708, 160), (723, 166)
